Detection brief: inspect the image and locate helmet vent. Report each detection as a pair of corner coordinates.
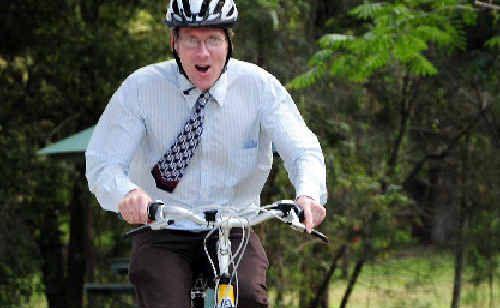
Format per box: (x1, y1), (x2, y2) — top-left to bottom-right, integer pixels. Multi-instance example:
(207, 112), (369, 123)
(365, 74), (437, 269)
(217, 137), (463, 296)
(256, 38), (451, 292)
(182, 0), (192, 17)
(213, 0), (226, 15)
(227, 5), (234, 17)
(199, 0), (210, 20)
(172, 0), (180, 15)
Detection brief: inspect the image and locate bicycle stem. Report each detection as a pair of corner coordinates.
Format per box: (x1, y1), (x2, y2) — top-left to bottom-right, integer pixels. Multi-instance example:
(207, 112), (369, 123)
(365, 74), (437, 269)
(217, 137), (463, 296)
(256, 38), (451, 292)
(217, 223), (232, 277)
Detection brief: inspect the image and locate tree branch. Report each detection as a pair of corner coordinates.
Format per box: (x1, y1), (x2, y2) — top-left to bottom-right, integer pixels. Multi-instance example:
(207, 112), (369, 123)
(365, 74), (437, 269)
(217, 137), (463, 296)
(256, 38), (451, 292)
(387, 74), (410, 174)
(403, 103), (491, 188)
(474, 1), (500, 10)
(385, 76), (420, 191)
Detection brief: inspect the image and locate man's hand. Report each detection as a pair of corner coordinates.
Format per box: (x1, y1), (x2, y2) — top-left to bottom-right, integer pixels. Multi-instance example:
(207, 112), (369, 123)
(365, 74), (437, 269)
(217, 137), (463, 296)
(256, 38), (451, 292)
(118, 188), (152, 225)
(295, 195), (326, 233)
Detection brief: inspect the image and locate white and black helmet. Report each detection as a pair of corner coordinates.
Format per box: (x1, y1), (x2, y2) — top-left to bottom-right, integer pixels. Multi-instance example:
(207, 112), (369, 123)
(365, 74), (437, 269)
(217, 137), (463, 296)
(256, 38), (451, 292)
(165, 0), (238, 28)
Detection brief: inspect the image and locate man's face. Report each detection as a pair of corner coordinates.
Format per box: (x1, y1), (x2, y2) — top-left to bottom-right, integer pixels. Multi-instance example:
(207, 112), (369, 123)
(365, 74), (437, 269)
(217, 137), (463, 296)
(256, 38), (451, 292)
(174, 27), (228, 91)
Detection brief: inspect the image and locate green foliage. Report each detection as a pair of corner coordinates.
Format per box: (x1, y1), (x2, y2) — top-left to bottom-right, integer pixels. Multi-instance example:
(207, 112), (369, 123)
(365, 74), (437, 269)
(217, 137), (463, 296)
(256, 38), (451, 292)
(486, 36), (500, 48)
(289, 0), (475, 88)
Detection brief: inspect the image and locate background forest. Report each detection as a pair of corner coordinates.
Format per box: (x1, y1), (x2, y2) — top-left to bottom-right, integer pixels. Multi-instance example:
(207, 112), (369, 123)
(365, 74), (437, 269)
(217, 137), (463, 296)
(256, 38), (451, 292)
(0, 0), (499, 307)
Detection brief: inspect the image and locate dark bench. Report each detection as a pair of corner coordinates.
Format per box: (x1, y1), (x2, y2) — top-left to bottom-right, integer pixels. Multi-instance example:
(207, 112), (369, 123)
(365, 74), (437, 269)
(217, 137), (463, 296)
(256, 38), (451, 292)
(84, 259), (133, 296)
(84, 283), (134, 295)
(110, 257), (130, 275)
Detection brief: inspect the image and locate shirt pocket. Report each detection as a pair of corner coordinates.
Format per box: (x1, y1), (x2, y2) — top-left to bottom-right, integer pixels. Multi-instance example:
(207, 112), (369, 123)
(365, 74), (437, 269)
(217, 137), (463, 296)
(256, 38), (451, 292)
(228, 147), (259, 185)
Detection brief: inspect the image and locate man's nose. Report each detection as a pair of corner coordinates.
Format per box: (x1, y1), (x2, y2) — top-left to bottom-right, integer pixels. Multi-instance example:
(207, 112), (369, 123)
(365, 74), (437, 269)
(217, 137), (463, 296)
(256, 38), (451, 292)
(195, 41), (210, 56)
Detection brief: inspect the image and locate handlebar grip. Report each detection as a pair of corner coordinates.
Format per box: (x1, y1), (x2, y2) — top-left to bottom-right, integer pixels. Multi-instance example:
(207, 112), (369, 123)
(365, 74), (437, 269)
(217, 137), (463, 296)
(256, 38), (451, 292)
(292, 205), (305, 223)
(148, 201), (164, 221)
(117, 201), (165, 222)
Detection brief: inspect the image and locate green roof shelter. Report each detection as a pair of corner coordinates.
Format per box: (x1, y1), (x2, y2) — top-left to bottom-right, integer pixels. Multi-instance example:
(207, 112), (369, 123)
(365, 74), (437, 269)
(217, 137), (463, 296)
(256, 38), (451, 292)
(38, 126), (95, 157)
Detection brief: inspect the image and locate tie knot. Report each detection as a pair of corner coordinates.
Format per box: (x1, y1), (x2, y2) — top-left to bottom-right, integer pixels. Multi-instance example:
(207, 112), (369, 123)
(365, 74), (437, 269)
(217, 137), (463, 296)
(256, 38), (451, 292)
(197, 93), (212, 108)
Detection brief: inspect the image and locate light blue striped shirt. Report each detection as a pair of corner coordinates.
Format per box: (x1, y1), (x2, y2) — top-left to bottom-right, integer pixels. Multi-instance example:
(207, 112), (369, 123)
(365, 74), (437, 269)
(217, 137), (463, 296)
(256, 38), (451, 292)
(85, 59), (327, 230)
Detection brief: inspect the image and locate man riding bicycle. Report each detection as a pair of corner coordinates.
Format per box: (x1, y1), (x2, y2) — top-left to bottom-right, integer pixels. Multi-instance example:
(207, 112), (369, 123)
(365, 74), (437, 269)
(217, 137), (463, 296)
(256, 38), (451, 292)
(85, 0), (327, 307)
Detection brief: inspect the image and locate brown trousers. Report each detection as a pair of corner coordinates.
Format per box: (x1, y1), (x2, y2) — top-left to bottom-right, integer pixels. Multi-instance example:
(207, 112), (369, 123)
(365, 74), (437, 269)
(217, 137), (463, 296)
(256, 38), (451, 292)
(129, 229), (269, 308)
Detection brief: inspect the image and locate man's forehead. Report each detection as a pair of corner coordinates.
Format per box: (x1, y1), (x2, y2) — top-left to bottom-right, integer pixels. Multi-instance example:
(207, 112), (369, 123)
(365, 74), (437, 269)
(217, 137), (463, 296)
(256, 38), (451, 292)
(178, 27), (225, 36)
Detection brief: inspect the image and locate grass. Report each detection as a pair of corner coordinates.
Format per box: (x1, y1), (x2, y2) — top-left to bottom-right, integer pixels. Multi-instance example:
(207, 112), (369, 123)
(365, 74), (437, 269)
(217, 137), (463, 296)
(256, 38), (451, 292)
(327, 249), (497, 308)
(22, 248), (500, 307)
(271, 248), (499, 307)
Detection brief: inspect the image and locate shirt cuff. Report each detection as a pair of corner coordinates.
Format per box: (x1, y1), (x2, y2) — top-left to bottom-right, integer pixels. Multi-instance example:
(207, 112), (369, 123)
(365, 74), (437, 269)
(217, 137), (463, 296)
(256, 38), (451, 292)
(94, 177), (139, 213)
(295, 185), (321, 205)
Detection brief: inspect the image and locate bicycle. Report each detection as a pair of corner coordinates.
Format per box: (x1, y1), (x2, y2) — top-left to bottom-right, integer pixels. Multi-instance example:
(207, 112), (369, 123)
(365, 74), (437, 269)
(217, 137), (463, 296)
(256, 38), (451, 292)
(126, 200), (328, 308)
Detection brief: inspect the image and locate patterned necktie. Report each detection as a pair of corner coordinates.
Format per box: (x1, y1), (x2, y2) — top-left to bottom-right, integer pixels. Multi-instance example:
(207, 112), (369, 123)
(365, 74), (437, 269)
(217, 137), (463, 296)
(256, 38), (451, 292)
(151, 92), (211, 192)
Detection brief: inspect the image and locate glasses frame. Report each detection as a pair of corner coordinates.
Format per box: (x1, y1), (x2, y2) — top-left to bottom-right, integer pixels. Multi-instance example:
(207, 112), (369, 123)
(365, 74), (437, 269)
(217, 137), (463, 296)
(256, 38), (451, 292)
(178, 35), (227, 51)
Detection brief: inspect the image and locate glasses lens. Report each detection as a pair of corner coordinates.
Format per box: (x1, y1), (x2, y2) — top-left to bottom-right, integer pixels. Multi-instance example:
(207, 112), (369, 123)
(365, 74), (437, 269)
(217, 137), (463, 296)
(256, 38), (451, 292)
(180, 36), (225, 50)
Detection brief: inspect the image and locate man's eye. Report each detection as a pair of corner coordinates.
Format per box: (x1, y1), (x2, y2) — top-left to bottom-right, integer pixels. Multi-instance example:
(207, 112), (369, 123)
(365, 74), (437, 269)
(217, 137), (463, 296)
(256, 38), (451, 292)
(207, 38), (223, 46)
(187, 38), (199, 45)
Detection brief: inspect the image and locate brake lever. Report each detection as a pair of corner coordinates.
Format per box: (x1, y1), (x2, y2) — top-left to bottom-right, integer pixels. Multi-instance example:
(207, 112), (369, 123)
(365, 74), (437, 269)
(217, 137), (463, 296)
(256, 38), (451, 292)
(310, 229), (329, 243)
(287, 218), (329, 243)
(278, 209), (328, 243)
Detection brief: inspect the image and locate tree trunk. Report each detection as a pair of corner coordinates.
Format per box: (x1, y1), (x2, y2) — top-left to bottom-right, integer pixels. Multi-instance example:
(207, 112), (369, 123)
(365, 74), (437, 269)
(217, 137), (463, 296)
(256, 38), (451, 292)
(66, 163), (90, 308)
(309, 245), (347, 308)
(451, 136), (469, 308)
(86, 194), (95, 282)
(299, 258), (310, 307)
(488, 264), (494, 308)
(339, 256), (365, 308)
(341, 247), (349, 279)
(450, 207), (464, 308)
(36, 163), (68, 308)
(299, 243), (329, 308)
(39, 207), (68, 308)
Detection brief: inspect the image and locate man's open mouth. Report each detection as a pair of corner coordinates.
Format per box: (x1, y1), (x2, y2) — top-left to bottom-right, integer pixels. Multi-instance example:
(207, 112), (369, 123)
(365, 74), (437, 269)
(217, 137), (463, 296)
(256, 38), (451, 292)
(195, 64), (210, 73)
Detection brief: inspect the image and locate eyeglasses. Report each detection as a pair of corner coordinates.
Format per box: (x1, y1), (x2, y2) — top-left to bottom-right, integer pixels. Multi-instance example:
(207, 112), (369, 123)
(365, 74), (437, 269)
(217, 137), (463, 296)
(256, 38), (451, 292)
(178, 36), (226, 50)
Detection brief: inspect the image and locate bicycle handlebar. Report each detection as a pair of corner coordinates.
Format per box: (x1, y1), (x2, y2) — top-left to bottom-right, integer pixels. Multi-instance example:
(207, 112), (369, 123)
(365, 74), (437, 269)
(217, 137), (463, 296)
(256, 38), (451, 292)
(127, 200), (328, 243)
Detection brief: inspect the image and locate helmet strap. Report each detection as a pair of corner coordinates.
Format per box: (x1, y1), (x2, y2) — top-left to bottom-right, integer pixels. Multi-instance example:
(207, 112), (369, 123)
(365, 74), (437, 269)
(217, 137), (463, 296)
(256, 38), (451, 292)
(224, 28), (233, 72)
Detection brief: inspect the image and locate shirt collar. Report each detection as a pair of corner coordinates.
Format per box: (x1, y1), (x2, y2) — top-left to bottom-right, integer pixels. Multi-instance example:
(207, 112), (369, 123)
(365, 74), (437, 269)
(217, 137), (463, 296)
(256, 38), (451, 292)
(177, 70), (227, 108)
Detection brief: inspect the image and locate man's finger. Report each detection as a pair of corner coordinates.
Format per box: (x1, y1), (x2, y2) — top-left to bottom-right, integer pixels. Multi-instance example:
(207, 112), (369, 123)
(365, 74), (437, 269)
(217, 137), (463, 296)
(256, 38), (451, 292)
(303, 204), (313, 233)
(131, 197), (141, 222)
(139, 202), (148, 224)
(312, 206), (326, 227)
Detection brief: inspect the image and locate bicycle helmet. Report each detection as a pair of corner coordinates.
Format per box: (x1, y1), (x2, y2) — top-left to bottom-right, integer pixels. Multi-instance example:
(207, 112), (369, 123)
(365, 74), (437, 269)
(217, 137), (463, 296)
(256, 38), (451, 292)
(165, 0), (238, 82)
(165, 0), (238, 28)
